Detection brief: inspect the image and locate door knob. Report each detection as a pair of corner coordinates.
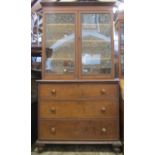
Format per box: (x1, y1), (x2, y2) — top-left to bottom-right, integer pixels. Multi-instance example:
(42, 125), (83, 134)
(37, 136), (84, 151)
(101, 107), (106, 113)
(49, 108), (56, 113)
(51, 89), (56, 94)
(101, 89), (106, 94)
(50, 127), (56, 133)
(102, 128), (107, 133)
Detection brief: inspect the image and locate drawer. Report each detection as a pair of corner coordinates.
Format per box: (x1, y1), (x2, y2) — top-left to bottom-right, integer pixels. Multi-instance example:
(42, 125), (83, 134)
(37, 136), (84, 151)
(79, 84), (118, 99)
(39, 83), (118, 100)
(39, 119), (119, 140)
(39, 100), (118, 119)
(39, 84), (79, 99)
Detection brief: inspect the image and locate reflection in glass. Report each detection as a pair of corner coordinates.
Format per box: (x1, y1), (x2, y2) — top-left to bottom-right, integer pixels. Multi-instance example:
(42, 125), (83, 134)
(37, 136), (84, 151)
(45, 13), (75, 74)
(81, 13), (112, 75)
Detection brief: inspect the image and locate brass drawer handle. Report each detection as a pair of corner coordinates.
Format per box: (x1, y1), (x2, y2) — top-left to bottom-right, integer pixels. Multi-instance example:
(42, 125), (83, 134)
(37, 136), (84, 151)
(102, 128), (107, 133)
(49, 108), (56, 113)
(101, 107), (106, 113)
(101, 89), (106, 94)
(51, 89), (56, 94)
(50, 127), (56, 133)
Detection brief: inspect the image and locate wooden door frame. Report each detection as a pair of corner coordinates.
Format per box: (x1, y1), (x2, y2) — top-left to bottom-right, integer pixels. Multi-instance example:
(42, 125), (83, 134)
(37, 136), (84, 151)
(77, 9), (115, 80)
(42, 9), (78, 80)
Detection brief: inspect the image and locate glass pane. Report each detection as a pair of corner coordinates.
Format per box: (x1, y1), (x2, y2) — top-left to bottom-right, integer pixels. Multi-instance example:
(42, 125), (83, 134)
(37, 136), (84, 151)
(45, 13), (75, 75)
(81, 13), (112, 75)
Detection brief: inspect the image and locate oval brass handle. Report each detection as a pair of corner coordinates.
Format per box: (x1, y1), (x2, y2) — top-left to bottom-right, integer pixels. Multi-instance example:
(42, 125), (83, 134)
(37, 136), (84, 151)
(51, 89), (56, 94)
(102, 128), (107, 133)
(50, 127), (56, 133)
(101, 89), (106, 94)
(49, 108), (56, 113)
(101, 107), (106, 113)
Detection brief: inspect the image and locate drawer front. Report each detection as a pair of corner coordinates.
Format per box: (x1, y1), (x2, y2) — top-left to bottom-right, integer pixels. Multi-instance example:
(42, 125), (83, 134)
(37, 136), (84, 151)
(39, 83), (118, 100)
(39, 84), (79, 99)
(39, 100), (118, 119)
(39, 119), (119, 140)
(79, 84), (117, 99)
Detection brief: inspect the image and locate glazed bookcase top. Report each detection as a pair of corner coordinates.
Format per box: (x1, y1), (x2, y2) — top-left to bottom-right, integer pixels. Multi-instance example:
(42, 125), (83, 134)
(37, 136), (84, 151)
(41, 2), (115, 80)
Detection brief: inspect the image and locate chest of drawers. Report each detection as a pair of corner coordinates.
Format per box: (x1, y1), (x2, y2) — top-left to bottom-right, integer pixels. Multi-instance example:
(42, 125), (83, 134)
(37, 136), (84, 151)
(37, 80), (121, 151)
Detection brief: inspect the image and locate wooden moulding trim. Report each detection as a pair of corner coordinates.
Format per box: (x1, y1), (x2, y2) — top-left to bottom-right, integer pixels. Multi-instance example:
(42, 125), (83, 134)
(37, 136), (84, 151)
(39, 97), (119, 101)
(39, 117), (119, 121)
(43, 75), (115, 80)
(36, 140), (122, 145)
(40, 2), (116, 7)
(36, 79), (119, 83)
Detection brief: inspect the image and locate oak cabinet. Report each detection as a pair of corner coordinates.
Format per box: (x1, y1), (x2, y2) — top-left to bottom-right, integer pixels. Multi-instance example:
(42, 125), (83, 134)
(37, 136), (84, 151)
(37, 1), (121, 152)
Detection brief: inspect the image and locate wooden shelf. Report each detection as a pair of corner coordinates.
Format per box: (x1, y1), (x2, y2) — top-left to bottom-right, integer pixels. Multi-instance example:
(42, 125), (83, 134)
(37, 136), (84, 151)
(45, 58), (110, 61)
(49, 58), (74, 61)
(47, 24), (74, 26)
(82, 23), (110, 26)
(31, 69), (41, 72)
(46, 39), (74, 42)
(46, 40), (110, 43)
(47, 23), (110, 27)
(82, 40), (110, 43)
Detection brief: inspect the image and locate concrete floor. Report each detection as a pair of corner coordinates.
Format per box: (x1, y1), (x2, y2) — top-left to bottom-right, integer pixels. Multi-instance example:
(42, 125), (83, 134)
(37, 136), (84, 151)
(31, 145), (123, 155)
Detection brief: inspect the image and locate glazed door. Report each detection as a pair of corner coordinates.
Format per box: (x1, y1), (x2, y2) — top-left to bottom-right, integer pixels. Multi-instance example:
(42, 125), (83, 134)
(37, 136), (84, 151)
(79, 12), (114, 79)
(43, 12), (77, 79)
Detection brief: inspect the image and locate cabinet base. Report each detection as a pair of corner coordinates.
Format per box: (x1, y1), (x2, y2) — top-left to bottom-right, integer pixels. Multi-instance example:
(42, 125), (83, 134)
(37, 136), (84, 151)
(36, 140), (122, 153)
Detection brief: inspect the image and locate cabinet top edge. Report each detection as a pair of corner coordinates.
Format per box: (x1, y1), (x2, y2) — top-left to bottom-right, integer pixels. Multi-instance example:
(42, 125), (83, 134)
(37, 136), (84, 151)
(41, 2), (116, 7)
(36, 79), (120, 83)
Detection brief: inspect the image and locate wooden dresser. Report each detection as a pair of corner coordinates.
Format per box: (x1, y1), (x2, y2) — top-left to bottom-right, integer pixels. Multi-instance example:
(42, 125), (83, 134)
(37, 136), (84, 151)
(36, 0), (121, 152)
